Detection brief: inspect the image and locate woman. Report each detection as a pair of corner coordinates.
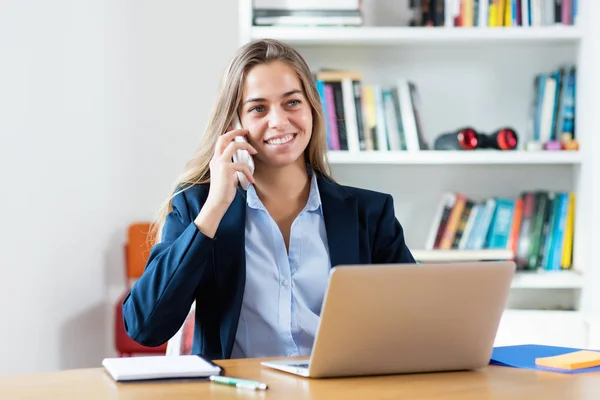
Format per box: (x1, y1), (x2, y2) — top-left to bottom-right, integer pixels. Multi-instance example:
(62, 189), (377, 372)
(122, 38), (416, 360)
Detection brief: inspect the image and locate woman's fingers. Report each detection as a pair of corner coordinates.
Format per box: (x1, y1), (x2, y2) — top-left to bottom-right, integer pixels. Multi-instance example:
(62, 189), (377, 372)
(215, 128), (249, 156)
(231, 162), (256, 184)
(221, 140), (257, 161)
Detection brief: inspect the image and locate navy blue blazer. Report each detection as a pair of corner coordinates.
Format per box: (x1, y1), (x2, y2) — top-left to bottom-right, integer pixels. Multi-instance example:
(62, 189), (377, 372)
(122, 174), (416, 360)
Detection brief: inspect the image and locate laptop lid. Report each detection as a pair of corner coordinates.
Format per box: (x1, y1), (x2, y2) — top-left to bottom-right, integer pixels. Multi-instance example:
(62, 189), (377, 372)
(307, 261), (516, 378)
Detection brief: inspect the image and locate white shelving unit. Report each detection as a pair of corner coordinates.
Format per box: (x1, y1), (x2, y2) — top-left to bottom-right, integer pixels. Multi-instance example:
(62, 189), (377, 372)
(239, 1), (600, 349)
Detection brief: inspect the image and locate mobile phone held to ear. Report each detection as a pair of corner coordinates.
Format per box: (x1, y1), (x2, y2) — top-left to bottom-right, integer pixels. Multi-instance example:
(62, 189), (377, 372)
(231, 115), (255, 190)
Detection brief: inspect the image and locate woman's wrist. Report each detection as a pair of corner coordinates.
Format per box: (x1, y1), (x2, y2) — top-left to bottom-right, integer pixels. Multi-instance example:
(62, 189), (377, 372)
(194, 200), (229, 238)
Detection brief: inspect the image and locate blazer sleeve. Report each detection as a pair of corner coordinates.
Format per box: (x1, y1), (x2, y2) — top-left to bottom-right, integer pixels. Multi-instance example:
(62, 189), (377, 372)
(372, 194), (416, 264)
(122, 189), (216, 347)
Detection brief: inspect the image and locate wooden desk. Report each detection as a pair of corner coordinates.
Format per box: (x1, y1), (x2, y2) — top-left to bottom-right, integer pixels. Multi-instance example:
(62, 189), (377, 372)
(1, 357), (599, 399)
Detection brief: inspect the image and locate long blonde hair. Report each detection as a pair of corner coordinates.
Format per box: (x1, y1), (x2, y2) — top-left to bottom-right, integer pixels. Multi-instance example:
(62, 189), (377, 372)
(149, 38), (332, 245)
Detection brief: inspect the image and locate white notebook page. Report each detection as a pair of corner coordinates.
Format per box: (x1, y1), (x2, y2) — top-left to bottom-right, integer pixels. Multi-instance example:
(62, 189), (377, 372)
(102, 355), (221, 381)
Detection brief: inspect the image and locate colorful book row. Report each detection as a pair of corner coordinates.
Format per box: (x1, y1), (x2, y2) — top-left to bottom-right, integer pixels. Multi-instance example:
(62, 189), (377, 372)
(313, 69), (429, 153)
(530, 66), (576, 147)
(413, 0), (578, 27)
(426, 190), (575, 271)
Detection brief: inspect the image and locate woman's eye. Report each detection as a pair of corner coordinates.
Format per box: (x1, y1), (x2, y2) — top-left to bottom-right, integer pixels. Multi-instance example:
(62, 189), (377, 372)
(249, 105), (265, 113)
(288, 99), (300, 106)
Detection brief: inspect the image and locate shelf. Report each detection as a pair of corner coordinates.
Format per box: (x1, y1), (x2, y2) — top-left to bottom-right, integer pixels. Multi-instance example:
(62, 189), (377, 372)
(250, 26), (582, 46)
(511, 270), (583, 289)
(411, 250), (582, 289)
(327, 150), (582, 165)
(502, 309), (583, 318)
(412, 249), (513, 262)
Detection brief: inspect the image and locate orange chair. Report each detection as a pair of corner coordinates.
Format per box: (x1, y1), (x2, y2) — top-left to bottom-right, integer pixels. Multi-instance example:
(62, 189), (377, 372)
(114, 222), (167, 357)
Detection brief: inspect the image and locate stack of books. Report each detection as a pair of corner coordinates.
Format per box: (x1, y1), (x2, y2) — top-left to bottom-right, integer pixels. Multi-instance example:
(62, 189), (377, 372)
(253, 0), (362, 27)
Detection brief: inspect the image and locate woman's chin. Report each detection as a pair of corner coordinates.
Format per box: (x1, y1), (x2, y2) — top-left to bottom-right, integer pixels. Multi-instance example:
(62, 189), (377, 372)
(256, 152), (305, 169)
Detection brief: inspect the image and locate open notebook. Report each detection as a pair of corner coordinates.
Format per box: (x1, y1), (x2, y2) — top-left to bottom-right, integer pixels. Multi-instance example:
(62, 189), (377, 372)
(102, 355), (223, 382)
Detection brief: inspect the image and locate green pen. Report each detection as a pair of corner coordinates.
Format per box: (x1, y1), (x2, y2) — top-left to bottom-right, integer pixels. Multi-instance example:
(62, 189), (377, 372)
(209, 375), (269, 390)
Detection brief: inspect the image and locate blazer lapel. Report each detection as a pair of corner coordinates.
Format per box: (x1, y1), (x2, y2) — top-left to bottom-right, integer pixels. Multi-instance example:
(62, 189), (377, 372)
(318, 176), (360, 268)
(213, 189), (246, 358)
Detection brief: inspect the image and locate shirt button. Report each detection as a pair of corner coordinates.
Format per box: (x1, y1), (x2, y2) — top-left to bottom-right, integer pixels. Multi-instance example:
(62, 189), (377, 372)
(282, 279), (289, 286)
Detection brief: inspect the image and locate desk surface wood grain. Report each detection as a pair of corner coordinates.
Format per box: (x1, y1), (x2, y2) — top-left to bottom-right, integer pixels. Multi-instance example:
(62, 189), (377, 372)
(1, 357), (599, 399)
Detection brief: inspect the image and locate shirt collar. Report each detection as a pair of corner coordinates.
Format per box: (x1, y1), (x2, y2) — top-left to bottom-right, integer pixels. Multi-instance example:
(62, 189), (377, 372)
(304, 170), (322, 214)
(246, 169), (323, 215)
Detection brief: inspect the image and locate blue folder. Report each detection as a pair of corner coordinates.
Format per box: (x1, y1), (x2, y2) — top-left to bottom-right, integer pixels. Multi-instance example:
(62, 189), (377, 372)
(490, 344), (600, 374)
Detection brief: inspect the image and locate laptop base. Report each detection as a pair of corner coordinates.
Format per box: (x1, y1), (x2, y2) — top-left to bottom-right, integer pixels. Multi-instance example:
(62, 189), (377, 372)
(261, 359), (311, 377)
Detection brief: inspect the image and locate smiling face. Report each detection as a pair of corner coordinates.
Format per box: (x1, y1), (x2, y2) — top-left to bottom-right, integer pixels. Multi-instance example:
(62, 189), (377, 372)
(238, 60), (313, 169)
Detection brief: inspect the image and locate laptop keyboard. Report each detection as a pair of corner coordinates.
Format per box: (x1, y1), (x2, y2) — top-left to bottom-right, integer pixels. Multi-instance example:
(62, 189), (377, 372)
(293, 363), (309, 368)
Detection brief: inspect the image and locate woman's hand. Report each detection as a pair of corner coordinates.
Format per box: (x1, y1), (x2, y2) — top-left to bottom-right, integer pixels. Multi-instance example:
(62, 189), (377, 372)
(208, 127), (257, 207)
(194, 127), (257, 238)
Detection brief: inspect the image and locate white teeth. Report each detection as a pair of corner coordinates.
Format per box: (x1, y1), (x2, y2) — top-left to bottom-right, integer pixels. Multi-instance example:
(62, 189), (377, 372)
(266, 134), (294, 145)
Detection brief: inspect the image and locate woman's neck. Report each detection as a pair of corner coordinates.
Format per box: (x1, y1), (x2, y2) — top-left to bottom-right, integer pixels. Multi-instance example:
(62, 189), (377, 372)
(252, 159), (311, 204)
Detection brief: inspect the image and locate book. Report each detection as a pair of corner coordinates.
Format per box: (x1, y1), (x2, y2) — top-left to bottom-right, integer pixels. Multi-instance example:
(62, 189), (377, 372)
(102, 355), (223, 382)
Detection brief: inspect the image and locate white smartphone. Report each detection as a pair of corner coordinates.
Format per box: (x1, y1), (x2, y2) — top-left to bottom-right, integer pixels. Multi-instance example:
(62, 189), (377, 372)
(231, 114), (255, 190)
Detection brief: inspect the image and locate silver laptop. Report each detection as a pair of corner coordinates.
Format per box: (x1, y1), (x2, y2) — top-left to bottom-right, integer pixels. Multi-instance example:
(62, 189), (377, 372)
(261, 261), (516, 378)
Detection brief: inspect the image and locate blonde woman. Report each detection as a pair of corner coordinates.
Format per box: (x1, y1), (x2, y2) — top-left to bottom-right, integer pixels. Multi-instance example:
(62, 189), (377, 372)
(122, 39), (416, 360)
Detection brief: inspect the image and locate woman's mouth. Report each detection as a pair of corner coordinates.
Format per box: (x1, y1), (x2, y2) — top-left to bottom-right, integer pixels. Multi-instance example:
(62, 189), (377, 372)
(264, 133), (297, 146)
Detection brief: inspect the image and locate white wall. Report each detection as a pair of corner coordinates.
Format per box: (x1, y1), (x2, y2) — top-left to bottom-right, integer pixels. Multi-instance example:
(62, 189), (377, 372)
(0, 0), (238, 375)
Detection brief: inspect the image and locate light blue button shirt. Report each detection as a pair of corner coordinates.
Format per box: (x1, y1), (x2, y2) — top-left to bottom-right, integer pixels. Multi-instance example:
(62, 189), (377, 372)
(230, 172), (331, 358)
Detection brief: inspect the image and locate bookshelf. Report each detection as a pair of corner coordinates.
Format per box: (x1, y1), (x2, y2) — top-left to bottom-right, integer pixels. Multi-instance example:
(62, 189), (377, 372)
(239, 0), (600, 349)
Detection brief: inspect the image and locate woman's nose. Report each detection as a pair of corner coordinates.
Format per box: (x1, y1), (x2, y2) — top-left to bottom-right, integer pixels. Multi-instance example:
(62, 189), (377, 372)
(268, 107), (290, 130)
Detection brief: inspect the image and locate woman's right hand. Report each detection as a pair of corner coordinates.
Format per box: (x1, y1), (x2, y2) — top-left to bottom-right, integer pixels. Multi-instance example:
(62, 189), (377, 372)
(195, 127), (257, 237)
(208, 127), (257, 207)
